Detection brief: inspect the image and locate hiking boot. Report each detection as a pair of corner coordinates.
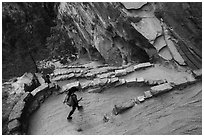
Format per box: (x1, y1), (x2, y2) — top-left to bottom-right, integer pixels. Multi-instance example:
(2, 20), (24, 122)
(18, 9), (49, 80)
(67, 116), (72, 120)
(78, 106), (83, 110)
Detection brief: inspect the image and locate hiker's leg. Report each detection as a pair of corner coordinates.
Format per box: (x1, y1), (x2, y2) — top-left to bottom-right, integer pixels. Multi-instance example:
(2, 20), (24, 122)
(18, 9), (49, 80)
(68, 106), (76, 118)
(77, 103), (83, 110)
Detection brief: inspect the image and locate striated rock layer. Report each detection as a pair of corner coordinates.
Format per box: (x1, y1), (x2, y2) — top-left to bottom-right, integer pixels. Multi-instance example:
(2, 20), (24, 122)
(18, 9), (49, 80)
(58, 2), (201, 69)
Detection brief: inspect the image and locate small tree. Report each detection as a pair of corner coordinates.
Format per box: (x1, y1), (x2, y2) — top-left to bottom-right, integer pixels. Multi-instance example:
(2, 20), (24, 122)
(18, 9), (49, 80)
(3, 2), (58, 77)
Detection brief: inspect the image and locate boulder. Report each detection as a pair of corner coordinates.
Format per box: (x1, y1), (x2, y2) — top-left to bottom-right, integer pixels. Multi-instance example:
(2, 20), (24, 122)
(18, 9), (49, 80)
(74, 68), (82, 73)
(99, 78), (108, 86)
(115, 79), (126, 87)
(125, 66), (135, 73)
(52, 73), (75, 81)
(137, 95), (145, 102)
(112, 99), (135, 115)
(9, 101), (25, 122)
(186, 76), (197, 84)
(8, 119), (21, 133)
(103, 114), (110, 123)
(97, 72), (115, 79)
(144, 90), (152, 99)
(31, 84), (49, 96)
(133, 62), (153, 71)
(150, 83), (173, 95)
(169, 77), (188, 87)
(115, 69), (127, 77)
(84, 72), (96, 78)
(136, 77), (145, 83)
(11, 72), (39, 94)
(91, 78), (101, 87)
(125, 77), (137, 84)
(53, 68), (73, 76)
(156, 79), (166, 85)
(35, 73), (45, 85)
(74, 73), (82, 78)
(147, 79), (155, 85)
(109, 77), (119, 84)
(193, 69), (202, 79)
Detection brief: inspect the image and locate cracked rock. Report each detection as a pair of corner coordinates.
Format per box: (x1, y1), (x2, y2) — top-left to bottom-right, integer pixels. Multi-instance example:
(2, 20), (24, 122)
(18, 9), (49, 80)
(8, 119), (21, 133)
(9, 101), (25, 121)
(115, 69), (127, 77)
(150, 83), (173, 95)
(112, 100), (135, 115)
(31, 84), (49, 96)
(126, 77), (137, 84)
(136, 77), (145, 83)
(193, 69), (202, 79)
(137, 95), (145, 102)
(144, 90), (152, 99)
(125, 66), (135, 73)
(133, 62), (153, 71)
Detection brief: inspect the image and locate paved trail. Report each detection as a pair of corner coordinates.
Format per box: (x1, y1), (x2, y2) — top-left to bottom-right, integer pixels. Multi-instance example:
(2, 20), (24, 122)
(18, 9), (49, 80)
(28, 81), (201, 135)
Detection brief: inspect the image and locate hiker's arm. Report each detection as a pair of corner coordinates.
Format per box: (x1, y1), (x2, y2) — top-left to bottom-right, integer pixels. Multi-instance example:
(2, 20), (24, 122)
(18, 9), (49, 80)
(63, 95), (69, 104)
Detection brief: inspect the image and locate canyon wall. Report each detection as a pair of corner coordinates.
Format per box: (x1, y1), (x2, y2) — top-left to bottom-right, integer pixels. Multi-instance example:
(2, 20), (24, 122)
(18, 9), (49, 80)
(58, 2), (201, 69)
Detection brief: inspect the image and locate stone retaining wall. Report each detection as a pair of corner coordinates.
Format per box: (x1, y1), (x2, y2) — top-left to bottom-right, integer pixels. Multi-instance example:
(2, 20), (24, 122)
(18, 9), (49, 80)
(112, 72), (200, 115)
(7, 83), (59, 135)
(52, 62), (153, 81)
(7, 62), (201, 134)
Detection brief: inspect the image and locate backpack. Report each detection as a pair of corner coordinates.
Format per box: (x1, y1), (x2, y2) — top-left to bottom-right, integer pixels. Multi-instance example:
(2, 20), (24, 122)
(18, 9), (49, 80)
(66, 94), (77, 107)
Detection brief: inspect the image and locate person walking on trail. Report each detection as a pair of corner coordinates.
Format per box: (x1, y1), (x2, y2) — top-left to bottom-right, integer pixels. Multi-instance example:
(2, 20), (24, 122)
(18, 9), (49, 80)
(63, 87), (83, 120)
(45, 74), (51, 84)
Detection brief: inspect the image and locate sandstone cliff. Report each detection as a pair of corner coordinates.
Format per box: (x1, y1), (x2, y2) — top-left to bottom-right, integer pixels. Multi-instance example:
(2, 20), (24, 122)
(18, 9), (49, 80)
(58, 2), (201, 69)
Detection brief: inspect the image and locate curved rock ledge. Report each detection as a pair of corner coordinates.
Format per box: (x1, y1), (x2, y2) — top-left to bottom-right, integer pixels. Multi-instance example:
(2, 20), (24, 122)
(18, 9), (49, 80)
(7, 83), (59, 135)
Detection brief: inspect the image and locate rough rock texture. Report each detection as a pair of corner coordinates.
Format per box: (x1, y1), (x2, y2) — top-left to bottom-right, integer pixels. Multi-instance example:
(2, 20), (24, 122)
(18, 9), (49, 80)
(58, 2), (201, 69)
(58, 2), (157, 66)
(11, 73), (40, 94)
(8, 119), (21, 133)
(7, 80), (60, 135)
(112, 99), (135, 115)
(150, 83), (173, 95)
(154, 2), (202, 69)
(31, 84), (49, 96)
(9, 101), (25, 122)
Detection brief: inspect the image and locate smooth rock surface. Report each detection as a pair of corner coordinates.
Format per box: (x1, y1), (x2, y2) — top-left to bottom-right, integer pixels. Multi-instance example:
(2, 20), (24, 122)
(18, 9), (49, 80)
(150, 83), (173, 95)
(9, 101), (25, 121)
(31, 84), (49, 96)
(8, 119), (21, 133)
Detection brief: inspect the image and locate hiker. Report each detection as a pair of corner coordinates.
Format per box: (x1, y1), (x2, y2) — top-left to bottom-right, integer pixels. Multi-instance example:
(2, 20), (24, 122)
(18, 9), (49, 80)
(63, 87), (83, 120)
(44, 74), (51, 84)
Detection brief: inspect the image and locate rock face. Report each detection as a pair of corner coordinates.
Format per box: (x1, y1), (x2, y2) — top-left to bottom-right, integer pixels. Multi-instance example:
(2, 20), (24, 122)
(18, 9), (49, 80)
(11, 73), (40, 95)
(154, 2), (202, 69)
(58, 2), (156, 66)
(58, 2), (201, 70)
